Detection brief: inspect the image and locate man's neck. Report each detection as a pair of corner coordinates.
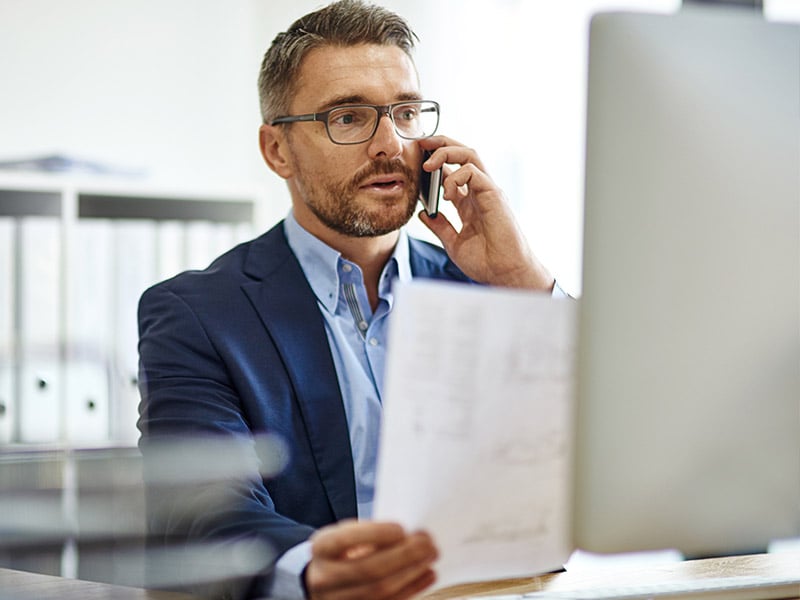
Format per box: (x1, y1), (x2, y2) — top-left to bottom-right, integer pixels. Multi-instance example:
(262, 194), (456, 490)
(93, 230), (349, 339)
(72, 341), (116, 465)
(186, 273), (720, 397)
(294, 212), (400, 311)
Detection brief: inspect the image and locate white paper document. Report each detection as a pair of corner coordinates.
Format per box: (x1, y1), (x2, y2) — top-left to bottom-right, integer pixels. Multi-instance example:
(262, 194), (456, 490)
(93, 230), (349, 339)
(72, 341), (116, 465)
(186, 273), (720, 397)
(374, 280), (577, 590)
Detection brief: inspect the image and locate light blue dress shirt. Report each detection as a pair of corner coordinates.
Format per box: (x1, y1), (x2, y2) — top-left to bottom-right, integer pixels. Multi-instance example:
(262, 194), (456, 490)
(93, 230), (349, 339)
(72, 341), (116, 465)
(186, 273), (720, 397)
(266, 212), (412, 599)
(284, 211), (411, 518)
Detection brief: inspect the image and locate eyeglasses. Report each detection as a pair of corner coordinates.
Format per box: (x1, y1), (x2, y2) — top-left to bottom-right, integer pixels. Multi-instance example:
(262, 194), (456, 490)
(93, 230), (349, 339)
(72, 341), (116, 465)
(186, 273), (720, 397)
(269, 100), (440, 145)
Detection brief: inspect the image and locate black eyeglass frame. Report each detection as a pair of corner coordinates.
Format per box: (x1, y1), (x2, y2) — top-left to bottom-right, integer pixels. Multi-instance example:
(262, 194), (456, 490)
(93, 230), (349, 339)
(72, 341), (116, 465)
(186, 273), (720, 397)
(269, 100), (440, 145)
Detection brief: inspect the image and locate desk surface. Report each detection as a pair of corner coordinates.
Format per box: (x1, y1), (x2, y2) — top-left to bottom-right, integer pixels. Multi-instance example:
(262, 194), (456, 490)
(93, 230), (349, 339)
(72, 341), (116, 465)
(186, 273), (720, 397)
(424, 552), (800, 599)
(0, 568), (193, 600)
(1, 552), (797, 599)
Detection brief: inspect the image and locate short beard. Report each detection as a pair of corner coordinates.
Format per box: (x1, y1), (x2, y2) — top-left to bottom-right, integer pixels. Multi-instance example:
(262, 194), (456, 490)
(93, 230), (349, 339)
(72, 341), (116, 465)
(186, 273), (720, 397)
(295, 154), (420, 238)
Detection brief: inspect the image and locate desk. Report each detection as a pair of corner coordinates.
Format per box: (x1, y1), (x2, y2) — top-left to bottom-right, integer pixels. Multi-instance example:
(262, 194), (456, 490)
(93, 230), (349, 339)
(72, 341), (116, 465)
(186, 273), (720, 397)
(423, 552), (800, 599)
(0, 567), (193, 600)
(1, 553), (797, 599)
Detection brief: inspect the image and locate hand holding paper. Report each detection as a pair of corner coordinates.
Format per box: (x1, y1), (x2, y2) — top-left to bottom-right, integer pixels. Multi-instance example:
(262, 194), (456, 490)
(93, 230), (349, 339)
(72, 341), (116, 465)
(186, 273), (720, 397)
(374, 280), (577, 590)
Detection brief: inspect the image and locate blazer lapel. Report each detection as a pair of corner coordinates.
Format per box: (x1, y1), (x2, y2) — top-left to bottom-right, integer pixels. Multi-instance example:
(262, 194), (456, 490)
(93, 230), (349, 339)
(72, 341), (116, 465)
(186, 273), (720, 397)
(241, 223), (357, 521)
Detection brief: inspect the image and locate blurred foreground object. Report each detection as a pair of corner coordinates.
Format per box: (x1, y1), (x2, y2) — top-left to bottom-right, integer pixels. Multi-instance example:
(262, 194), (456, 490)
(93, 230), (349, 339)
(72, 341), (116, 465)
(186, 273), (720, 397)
(0, 436), (287, 596)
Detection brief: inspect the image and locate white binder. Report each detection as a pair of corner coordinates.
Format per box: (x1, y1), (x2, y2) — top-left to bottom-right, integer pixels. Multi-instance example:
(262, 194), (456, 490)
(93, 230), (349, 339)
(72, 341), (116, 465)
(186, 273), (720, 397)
(65, 219), (112, 443)
(184, 220), (249, 273)
(156, 220), (185, 281)
(18, 216), (61, 442)
(64, 359), (109, 443)
(111, 220), (157, 443)
(0, 219), (15, 443)
(185, 221), (216, 271)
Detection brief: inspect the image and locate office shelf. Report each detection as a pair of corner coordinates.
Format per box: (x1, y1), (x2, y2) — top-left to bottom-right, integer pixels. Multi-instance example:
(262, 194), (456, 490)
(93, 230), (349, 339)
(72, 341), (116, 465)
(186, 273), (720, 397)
(0, 172), (257, 447)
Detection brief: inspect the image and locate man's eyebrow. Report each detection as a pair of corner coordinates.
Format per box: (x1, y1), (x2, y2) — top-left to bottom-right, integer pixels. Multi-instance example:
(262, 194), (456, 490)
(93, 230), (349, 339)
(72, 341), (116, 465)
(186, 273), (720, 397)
(317, 95), (366, 110)
(317, 92), (424, 111)
(395, 92), (424, 102)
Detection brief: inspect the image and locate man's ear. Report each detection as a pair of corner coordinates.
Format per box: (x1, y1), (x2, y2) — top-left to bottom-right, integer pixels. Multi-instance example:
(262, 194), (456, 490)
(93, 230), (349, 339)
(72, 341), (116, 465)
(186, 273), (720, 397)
(259, 124), (293, 179)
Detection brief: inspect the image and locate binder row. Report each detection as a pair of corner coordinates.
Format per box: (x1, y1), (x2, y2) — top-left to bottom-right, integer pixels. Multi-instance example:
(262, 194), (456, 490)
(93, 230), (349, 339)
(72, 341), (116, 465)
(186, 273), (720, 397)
(0, 187), (255, 446)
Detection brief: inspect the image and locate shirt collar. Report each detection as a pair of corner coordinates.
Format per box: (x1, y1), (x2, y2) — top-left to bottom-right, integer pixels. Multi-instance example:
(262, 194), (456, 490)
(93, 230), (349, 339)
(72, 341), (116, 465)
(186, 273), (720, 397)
(284, 211), (412, 313)
(390, 225), (412, 285)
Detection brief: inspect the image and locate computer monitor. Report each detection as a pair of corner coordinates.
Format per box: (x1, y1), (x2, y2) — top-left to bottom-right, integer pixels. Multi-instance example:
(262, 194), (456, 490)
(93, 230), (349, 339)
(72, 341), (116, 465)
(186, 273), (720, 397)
(574, 5), (799, 558)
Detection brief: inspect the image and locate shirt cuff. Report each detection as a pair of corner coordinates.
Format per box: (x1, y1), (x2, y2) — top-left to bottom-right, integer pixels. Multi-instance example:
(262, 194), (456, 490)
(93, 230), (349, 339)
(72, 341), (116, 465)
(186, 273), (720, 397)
(262, 540), (312, 600)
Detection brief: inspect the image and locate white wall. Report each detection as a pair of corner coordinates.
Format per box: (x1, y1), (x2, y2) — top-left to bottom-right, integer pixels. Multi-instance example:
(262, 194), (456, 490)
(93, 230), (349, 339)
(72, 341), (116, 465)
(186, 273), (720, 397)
(0, 1), (261, 183)
(1, 0), (798, 294)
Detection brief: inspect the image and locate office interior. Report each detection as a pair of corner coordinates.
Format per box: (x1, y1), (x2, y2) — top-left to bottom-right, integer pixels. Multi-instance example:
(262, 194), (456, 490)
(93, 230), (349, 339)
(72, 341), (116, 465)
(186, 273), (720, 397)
(0, 0), (799, 594)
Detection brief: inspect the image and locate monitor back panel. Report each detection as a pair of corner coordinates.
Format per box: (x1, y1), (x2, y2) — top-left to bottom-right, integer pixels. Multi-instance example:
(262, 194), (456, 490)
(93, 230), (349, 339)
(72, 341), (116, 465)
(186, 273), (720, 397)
(575, 7), (800, 557)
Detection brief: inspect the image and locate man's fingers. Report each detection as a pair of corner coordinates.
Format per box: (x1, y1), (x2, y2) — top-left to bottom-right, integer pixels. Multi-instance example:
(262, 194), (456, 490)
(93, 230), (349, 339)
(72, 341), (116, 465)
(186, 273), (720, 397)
(310, 530), (437, 589)
(442, 163), (498, 206)
(390, 567), (437, 600)
(306, 526), (438, 599)
(419, 136), (487, 173)
(311, 520), (405, 559)
(419, 210), (458, 249)
(316, 562), (436, 600)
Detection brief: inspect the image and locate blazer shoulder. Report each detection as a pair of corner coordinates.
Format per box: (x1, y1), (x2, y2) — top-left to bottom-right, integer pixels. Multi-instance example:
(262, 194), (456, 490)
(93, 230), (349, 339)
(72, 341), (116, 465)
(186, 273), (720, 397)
(408, 236), (473, 283)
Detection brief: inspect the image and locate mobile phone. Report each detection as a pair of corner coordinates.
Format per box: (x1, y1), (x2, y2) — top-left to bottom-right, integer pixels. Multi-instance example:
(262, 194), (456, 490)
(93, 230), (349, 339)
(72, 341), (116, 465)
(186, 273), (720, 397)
(419, 150), (442, 217)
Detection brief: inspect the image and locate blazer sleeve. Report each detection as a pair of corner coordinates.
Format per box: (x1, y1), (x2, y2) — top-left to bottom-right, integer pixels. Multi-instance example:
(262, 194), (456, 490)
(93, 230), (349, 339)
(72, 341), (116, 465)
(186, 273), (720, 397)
(137, 281), (314, 599)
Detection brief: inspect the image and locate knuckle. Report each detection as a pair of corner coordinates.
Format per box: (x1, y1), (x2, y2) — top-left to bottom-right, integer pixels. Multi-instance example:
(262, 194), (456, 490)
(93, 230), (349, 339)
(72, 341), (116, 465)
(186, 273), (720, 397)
(306, 561), (334, 592)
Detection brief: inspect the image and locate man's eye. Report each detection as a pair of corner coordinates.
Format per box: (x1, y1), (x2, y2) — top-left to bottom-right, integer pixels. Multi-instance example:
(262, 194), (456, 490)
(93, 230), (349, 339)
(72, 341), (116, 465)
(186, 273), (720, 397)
(330, 111), (363, 127)
(396, 107), (419, 121)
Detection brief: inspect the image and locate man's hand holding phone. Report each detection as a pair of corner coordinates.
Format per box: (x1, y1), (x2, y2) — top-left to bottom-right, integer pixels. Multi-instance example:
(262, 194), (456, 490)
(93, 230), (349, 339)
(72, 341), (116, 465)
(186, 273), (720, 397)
(417, 136), (555, 292)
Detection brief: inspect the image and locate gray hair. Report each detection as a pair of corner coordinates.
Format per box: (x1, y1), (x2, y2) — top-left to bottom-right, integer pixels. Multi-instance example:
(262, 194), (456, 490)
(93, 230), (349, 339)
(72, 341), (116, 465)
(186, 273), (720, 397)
(257, 0), (419, 123)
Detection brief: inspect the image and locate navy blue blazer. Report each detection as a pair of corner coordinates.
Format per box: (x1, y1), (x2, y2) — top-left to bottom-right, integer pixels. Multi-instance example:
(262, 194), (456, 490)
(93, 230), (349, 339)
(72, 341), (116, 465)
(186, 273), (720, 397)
(137, 220), (470, 590)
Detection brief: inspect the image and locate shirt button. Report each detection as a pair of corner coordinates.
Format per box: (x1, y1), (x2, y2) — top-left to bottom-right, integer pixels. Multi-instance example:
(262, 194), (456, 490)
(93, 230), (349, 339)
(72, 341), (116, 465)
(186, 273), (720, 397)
(368, 338), (379, 347)
(358, 321), (368, 331)
(342, 263), (352, 273)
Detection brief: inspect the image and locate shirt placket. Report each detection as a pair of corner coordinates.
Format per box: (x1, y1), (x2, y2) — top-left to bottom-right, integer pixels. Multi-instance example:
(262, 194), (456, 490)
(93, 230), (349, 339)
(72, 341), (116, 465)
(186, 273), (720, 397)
(338, 260), (390, 397)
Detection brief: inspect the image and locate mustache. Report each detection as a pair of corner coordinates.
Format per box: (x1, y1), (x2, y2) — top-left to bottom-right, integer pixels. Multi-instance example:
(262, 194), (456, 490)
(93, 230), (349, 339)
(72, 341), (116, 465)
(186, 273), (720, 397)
(350, 159), (417, 190)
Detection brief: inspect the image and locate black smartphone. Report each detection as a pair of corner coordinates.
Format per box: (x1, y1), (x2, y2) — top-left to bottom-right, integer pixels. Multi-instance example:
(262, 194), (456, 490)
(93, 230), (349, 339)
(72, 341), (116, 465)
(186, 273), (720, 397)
(419, 149), (442, 217)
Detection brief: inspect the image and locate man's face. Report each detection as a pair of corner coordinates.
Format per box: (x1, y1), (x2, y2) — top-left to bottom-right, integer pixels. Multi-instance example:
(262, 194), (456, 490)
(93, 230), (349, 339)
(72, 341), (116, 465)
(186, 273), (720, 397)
(281, 43), (423, 238)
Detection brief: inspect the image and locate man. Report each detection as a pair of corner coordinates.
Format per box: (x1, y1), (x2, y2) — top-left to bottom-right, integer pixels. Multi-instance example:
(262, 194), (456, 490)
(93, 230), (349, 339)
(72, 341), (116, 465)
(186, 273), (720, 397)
(137, 1), (563, 599)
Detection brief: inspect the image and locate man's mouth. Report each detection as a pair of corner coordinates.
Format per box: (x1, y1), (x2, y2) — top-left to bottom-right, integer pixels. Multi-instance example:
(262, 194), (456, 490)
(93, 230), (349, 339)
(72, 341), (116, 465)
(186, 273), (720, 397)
(360, 174), (406, 192)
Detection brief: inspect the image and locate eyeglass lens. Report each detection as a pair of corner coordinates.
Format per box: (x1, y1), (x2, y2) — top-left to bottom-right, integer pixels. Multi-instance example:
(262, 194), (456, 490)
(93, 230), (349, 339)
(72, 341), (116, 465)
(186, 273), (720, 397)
(326, 101), (438, 144)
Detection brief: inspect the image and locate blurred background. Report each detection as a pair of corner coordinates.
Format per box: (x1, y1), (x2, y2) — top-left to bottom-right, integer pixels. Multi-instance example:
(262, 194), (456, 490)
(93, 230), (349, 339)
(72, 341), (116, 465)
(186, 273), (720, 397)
(3, 0), (800, 294)
(0, 0), (798, 588)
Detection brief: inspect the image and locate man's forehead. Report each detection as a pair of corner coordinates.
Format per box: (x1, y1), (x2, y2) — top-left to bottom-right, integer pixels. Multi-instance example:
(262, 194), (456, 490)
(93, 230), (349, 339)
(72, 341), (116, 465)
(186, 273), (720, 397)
(291, 43), (421, 110)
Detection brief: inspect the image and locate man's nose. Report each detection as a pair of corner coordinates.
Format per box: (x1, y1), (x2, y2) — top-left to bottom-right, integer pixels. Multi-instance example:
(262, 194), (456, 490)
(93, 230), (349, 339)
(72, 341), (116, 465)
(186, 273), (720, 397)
(367, 112), (403, 159)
